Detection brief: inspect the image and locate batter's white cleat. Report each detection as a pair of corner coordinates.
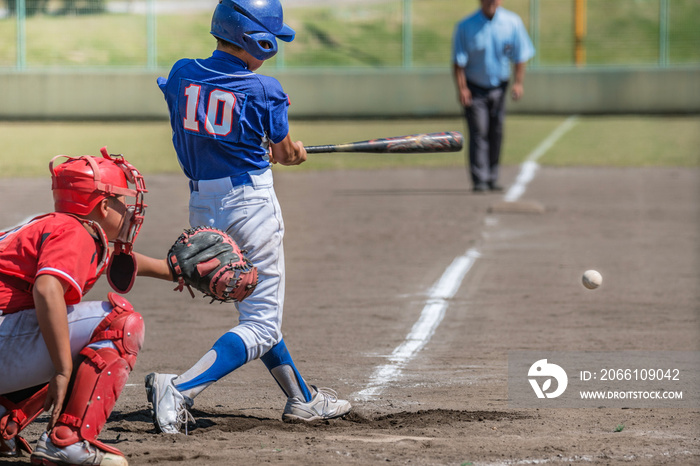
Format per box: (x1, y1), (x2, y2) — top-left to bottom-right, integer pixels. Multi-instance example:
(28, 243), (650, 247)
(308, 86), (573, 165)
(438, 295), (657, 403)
(145, 372), (195, 434)
(30, 432), (127, 466)
(282, 386), (352, 422)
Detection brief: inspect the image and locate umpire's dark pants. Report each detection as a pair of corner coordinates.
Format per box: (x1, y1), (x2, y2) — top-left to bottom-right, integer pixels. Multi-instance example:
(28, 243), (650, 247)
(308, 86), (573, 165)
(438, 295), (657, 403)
(464, 81), (508, 188)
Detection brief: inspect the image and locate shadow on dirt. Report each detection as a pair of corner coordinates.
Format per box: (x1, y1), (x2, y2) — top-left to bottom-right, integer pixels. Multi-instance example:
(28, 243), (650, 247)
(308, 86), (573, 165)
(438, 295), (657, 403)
(107, 408), (530, 436)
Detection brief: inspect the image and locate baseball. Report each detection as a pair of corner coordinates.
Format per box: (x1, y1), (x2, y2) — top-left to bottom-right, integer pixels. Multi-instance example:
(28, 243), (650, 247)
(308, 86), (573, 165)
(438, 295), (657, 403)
(582, 270), (602, 289)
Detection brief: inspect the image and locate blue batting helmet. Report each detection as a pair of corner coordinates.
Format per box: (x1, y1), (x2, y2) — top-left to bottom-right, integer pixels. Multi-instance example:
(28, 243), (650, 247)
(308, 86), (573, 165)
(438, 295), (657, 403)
(211, 0), (295, 61)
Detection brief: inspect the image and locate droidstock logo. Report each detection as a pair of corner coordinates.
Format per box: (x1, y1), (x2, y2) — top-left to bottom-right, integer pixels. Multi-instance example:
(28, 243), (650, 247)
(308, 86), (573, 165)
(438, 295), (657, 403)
(528, 359), (568, 399)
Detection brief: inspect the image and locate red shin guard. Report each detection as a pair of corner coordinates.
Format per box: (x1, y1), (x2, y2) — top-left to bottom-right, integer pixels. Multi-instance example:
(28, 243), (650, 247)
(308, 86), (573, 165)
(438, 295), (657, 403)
(50, 293), (144, 456)
(0, 384), (49, 455)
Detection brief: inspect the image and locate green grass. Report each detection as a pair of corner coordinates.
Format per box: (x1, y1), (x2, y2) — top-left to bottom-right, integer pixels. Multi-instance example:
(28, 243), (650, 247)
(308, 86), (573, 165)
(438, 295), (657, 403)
(0, 0), (698, 69)
(0, 121), (180, 177)
(0, 116), (697, 178)
(540, 116), (700, 167)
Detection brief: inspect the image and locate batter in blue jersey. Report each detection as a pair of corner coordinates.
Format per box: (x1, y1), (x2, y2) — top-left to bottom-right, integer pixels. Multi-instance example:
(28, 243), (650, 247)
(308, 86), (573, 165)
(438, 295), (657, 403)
(158, 50), (291, 181)
(147, 0), (352, 434)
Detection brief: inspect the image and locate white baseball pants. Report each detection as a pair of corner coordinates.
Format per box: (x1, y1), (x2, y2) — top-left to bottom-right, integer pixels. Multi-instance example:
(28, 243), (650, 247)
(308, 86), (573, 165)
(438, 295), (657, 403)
(0, 301), (112, 395)
(188, 168), (285, 362)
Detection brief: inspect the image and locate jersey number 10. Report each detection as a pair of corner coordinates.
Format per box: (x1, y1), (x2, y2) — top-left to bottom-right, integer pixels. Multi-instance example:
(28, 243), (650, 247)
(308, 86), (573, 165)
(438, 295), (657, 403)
(182, 84), (237, 137)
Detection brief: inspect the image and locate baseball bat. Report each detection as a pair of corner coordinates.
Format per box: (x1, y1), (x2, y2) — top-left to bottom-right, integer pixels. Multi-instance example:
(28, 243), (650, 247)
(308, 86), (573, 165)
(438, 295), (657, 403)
(304, 131), (463, 154)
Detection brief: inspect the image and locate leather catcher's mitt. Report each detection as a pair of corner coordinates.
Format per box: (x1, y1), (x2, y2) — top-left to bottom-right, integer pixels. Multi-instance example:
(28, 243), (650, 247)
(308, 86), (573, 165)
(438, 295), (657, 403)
(168, 226), (258, 303)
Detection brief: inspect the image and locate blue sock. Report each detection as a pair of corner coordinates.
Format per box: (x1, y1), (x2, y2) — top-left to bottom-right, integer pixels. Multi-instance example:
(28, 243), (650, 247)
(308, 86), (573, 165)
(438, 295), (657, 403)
(261, 339), (312, 402)
(174, 332), (247, 392)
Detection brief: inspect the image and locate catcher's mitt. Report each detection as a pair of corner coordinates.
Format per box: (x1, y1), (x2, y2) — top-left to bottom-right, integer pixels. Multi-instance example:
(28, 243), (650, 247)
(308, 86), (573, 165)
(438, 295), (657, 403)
(167, 226), (258, 303)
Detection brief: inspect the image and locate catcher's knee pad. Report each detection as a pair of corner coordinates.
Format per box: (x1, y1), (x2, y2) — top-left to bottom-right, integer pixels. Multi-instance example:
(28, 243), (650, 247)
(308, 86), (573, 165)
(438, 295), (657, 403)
(88, 292), (145, 368)
(0, 384), (49, 454)
(50, 293), (144, 455)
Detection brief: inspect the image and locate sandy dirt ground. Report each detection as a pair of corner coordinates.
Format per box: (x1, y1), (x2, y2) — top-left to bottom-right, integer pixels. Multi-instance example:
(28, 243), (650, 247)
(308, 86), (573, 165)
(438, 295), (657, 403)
(1, 164), (699, 465)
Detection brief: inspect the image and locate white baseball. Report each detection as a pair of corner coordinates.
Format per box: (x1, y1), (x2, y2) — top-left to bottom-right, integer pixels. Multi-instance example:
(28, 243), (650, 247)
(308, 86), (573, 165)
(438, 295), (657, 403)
(582, 270), (602, 289)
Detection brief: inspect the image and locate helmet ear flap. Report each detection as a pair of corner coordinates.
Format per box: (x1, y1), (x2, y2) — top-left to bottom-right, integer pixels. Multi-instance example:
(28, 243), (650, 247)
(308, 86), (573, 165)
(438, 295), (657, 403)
(257, 38), (274, 51)
(211, 0), (294, 60)
(242, 32), (279, 60)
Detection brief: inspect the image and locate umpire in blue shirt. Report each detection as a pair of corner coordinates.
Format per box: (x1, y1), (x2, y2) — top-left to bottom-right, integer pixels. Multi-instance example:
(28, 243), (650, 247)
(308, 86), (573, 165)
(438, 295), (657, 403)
(452, 0), (534, 192)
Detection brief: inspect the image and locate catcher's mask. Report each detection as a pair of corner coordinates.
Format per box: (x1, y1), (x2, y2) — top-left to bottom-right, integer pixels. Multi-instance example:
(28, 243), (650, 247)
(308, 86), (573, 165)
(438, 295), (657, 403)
(210, 0), (295, 61)
(50, 147), (147, 254)
(51, 148), (147, 294)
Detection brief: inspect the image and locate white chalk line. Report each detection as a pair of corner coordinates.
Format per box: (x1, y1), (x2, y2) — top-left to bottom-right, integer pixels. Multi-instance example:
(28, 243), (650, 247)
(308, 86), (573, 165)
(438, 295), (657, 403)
(5, 118), (577, 400)
(354, 115), (578, 400)
(504, 115), (579, 202)
(355, 249), (480, 400)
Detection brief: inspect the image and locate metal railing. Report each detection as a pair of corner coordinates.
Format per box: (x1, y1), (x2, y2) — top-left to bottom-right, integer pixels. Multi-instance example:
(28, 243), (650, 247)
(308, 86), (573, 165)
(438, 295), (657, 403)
(1, 0), (698, 71)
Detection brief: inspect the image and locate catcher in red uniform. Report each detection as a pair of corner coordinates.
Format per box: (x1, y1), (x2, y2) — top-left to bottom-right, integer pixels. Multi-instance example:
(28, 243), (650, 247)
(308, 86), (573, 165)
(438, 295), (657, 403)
(0, 148), (174, 466)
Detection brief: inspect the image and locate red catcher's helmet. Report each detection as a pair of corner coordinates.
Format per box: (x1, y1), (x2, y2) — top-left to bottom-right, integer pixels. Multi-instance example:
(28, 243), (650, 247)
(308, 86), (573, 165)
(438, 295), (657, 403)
(50, 147), (147, 254)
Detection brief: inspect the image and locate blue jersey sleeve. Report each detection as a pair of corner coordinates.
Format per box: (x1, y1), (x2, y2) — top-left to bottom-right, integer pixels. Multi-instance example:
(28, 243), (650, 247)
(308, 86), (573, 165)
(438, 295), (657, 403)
(262, 76), (290, 144)
(158, 58), (193, 96)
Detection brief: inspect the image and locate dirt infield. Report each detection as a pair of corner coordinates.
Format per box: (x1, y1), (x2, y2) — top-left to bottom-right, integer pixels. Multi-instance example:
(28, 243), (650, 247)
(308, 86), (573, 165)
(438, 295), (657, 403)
(2, 165), (699, 465)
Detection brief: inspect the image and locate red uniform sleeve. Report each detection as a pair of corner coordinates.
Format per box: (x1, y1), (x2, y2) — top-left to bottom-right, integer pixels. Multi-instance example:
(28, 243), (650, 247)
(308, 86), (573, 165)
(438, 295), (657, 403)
(1, 214), (105, 312)
(36, 221), (102, 305)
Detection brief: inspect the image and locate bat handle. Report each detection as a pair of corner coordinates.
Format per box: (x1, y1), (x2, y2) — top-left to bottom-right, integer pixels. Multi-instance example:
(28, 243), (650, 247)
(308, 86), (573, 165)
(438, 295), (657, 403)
(304, 145), (336, 154)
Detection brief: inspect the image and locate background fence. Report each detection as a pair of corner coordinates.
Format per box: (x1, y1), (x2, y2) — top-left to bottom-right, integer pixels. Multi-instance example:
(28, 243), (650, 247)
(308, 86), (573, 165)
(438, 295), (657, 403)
(1, 0), (699, 71)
